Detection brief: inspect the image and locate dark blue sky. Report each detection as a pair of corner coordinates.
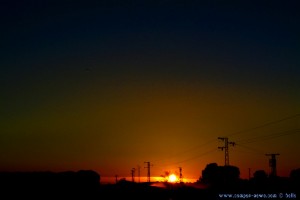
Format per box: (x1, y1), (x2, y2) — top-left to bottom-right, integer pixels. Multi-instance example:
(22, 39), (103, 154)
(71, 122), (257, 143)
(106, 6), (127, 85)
(2, 0), (299, 83)
(1, 0), (299, 179)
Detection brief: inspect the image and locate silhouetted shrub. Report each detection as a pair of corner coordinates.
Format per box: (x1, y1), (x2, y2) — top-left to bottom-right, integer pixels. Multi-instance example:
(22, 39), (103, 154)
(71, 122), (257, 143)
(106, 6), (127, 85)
(0, 170), (101, 199)
(199, 163), (240, 189)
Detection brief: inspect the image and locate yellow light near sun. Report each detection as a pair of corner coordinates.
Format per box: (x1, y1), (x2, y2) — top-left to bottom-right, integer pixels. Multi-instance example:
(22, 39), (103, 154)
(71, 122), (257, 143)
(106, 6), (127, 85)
(168, 174), (178, 183)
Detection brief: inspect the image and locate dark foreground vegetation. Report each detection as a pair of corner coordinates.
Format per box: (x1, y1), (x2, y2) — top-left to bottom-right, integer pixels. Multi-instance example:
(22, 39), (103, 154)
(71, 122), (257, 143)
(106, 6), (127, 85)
(0, 170), (101, 199)
(0, 165), (299, 200)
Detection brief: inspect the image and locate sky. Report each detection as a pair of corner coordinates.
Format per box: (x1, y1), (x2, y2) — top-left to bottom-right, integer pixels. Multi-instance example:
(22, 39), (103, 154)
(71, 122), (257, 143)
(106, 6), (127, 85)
(1, 0), (300, 182)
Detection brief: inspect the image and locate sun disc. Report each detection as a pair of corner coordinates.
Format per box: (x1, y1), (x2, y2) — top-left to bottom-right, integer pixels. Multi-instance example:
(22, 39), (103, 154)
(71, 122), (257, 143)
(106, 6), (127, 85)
(168, 174), (177, 183)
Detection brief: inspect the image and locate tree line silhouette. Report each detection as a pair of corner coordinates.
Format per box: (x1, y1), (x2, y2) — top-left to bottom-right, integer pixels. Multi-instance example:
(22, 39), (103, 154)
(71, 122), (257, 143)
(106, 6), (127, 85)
(0, 170), (100, 199)
(197, 163), (299, 194)
(0, 164), (299, 199)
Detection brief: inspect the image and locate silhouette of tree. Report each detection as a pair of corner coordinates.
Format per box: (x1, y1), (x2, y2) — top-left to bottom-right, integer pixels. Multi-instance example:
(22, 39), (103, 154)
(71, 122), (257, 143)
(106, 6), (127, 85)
(117, 178), (128, 184)
(0, 170), (101, 199)
(160, 171), (170, 182)
(199, 163), (240, 187)
(251, 169), (269, 191)
(290, 168), (300, 181)
(199, 163), (219, 185)
(221, 165), (240, 184)
(253, 170), (268, 181)
(290, 168), (300, 189)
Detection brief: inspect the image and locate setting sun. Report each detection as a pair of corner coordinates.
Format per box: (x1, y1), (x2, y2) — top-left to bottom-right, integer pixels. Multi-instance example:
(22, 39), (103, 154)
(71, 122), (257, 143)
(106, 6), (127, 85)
(168, 174), (178, 183)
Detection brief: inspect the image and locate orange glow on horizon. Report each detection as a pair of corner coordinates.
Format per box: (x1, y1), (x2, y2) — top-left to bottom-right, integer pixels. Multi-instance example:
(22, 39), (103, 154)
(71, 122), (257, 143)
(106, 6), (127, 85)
(167, 174), (178, 183)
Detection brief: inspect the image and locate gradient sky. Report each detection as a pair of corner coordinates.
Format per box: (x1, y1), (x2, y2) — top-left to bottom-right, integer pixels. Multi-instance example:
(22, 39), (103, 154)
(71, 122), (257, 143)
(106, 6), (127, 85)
(1, 0), (300, 182)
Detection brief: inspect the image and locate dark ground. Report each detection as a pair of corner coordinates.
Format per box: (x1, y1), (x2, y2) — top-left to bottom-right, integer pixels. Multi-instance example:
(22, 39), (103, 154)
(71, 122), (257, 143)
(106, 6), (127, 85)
(0, 171), (298, 200)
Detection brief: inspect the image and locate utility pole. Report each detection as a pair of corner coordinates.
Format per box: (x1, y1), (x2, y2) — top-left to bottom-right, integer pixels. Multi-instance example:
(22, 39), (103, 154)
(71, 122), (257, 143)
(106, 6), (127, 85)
(137, 165), (141, 183)
(179, 167), (183, 183)
(248, 168), (251, 180)
(131, 168), (136, 182)
(265, 153), (280, 177)
(144, 161), (152, 183)
(218, 137), (235, 166)
(115, 175), (118, 184)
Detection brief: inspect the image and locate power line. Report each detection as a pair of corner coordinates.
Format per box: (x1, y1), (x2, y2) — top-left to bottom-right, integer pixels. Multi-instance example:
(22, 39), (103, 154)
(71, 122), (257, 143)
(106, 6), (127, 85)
(148, 114), (299, 167)
(144, 114), (298, 175)
(173, 138), (217, 156)
(237, 129), (300, 145)
(235, 143), (264, 155)
(174, 148), (217, 164)
(234, 149), (261, 155)
(151, 138), (217, 163)
(233, 129), (299, 156)
(226, 113), (300, 138)
(155, 148), (217, 167)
